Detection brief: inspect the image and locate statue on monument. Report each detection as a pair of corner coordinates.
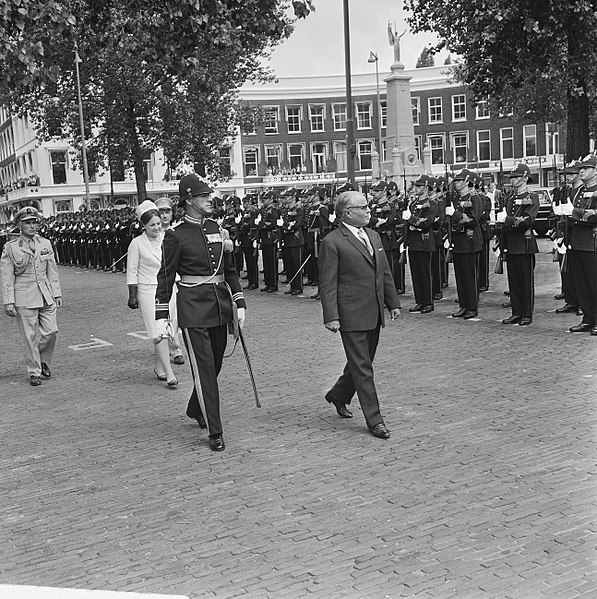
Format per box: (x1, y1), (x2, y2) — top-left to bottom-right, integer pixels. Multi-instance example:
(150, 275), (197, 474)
(387, 21), (406, 64)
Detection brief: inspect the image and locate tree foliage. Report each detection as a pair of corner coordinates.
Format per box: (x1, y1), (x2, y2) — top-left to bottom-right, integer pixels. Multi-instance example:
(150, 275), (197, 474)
(404, 0), (597, 158)
(0, 0), (315, 199)
(415, 47), (435, 68)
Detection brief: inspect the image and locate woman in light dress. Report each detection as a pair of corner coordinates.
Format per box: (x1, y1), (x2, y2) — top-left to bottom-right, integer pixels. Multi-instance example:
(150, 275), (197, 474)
(126, 200), (177, 387)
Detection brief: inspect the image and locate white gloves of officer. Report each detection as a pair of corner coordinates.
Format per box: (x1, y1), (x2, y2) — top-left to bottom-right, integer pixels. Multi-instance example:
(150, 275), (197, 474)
(445, 205), (455, 216)
(496, 209), (507, 223)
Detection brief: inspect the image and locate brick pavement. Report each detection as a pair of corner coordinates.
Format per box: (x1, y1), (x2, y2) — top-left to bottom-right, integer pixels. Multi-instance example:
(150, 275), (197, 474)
(1, 241), (596, 598)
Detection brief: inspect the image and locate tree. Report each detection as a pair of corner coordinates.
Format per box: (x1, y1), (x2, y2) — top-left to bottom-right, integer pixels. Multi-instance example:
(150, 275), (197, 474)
(405, 0), (597, 159)
(0, 0), (315, 200)
(416, 47), (435, 68)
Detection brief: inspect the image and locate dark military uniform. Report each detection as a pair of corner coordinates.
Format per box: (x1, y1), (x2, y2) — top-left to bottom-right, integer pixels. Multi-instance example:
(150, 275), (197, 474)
(568, 159), (597, 332)
(156, 212), (246, 440)
(450, 170), (484, 318)
(258, 195), (281, 292)
(502, 187), (539, 323)
(406, 176), (438, 312)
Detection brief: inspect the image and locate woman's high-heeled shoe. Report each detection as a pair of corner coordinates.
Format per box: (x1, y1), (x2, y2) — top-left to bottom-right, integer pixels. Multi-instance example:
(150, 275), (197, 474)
(167, 377), (178, 387)
(154, 368), (167, 381)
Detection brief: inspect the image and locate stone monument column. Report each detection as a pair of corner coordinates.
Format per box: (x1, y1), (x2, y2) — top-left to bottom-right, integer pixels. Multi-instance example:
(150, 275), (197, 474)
(383, 24), (423, 185)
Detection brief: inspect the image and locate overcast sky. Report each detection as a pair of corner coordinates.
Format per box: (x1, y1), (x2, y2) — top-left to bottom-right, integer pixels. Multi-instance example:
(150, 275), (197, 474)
(267, 0), (446, 77)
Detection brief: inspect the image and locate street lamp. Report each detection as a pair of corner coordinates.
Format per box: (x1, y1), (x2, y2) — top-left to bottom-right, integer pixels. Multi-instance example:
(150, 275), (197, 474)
(368, 51), (383, 161)
(74, 40), (91, 207)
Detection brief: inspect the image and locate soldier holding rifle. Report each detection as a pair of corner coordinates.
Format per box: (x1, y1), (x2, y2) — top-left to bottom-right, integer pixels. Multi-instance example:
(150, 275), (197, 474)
(497, 164), (539, 327)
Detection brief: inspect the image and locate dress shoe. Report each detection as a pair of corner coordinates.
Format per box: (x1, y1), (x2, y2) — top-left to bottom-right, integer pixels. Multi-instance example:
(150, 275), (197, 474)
(409, 304), (423, 312)
(41, 362), (51, 378)
(502, 300), (512, 308)
(554, 292), (565, 300)
(244, 284), (259, 290)
(209, 435), (225, 451)
(420, 304), (434, 313)
(433, 292), (443, 301)
(172, 355), (185, 365)
(577, 308), (584, 316)
(591, 326), (597, 336)
(370, 422), (391, 439)
(463, 310), (478, 319)
(260, 286), (271, 292)
(305, 280), (316, 286)
(452, 308), (467, 318)
(569, 323), (592, 333)
(29, 375), (42, 386)
(167, 377), (178, 387)
(502, 315), (522, 324)
(154, 368), (167, 381)
(284, 289), (293, 294)
(336, 404), (353, 418)
(290, 289), (302, 295)
(518, 317), (532, 327)
(267, 286), (278, 293)
(479, 286), (488, 292)
(311, 292), (320, 300)
(187, 410), (207, 428)
(555, 304), (578, 314)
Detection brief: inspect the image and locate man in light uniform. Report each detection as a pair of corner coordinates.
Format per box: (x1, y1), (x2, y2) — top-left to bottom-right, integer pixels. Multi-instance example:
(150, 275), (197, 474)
(1, 207), (62, 386)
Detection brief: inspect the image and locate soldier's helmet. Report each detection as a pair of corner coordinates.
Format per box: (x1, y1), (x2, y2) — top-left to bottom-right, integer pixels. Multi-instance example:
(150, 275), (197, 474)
(178, 174), (213, 207)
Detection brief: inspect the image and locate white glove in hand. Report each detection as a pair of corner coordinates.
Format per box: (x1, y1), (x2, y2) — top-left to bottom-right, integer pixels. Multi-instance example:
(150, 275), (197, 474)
(496, 209), (507, 223)
(237, 307), (246, 329)
(276, 218), (284, 226)
(445, 205), (455, 216)
(402, 208), (412, 220)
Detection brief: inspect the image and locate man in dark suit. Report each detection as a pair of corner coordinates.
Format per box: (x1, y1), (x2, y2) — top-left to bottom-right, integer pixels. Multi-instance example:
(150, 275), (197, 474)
(319, 191), (401, 440)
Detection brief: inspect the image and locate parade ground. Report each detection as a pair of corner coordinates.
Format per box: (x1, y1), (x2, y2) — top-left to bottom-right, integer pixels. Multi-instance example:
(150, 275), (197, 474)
(1, 242), (596, 599)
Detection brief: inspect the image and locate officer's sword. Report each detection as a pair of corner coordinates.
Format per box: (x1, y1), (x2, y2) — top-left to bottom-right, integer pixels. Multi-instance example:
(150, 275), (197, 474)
(285, 253), (311, 287)
(239, 328), (261, 408)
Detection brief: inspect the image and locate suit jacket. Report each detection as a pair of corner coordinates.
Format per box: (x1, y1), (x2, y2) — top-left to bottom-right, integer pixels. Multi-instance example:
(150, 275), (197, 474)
(0, 234), (61, 307)
(319, 222), (400, 331)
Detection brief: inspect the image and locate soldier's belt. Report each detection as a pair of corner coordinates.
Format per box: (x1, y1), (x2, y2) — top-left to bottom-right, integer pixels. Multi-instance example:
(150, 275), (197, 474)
(179, 274), (225, 285)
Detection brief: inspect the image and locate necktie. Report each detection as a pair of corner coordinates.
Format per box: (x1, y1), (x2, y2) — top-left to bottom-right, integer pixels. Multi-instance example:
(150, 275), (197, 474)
(357, 228), (373, 256)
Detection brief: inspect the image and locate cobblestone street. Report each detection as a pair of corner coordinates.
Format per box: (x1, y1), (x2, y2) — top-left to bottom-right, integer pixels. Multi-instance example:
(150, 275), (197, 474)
(1, 243), (596, 598)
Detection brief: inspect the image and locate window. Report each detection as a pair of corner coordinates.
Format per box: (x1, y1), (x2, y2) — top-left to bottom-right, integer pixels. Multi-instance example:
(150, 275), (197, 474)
(265, 145), (282, 173)
(523, 124), (537, 157)
(380, 100), (387, 129)
(288, 143), (304, 171)
(477, 131), (491, 162)
(333, 141), (347, 171)
(311, 142), (327, 173)
(500, 128), (514, 159)
(412, 97), (420, 125)
(451, 133), (468, 164)
(546, 123), (559, 155)
(263, 106), (279, 134)
(427, 134), (445, 164)
(332, 103), (347, 131)
(309, 104), (325, 132)
(428, 97), (443, 123)
(356, 102), (372, 129)
(286, 105), (302, 133)
(218, 147), (232, 178)
(476, 100), (490, 119)
(243, 146), (259, 177)
(54, 199), (72, 213)
(358, 140), (373, 170)
(452, 94), (466, 121)
(414, 135), (422, 160)
(50, 150), (67, 184)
